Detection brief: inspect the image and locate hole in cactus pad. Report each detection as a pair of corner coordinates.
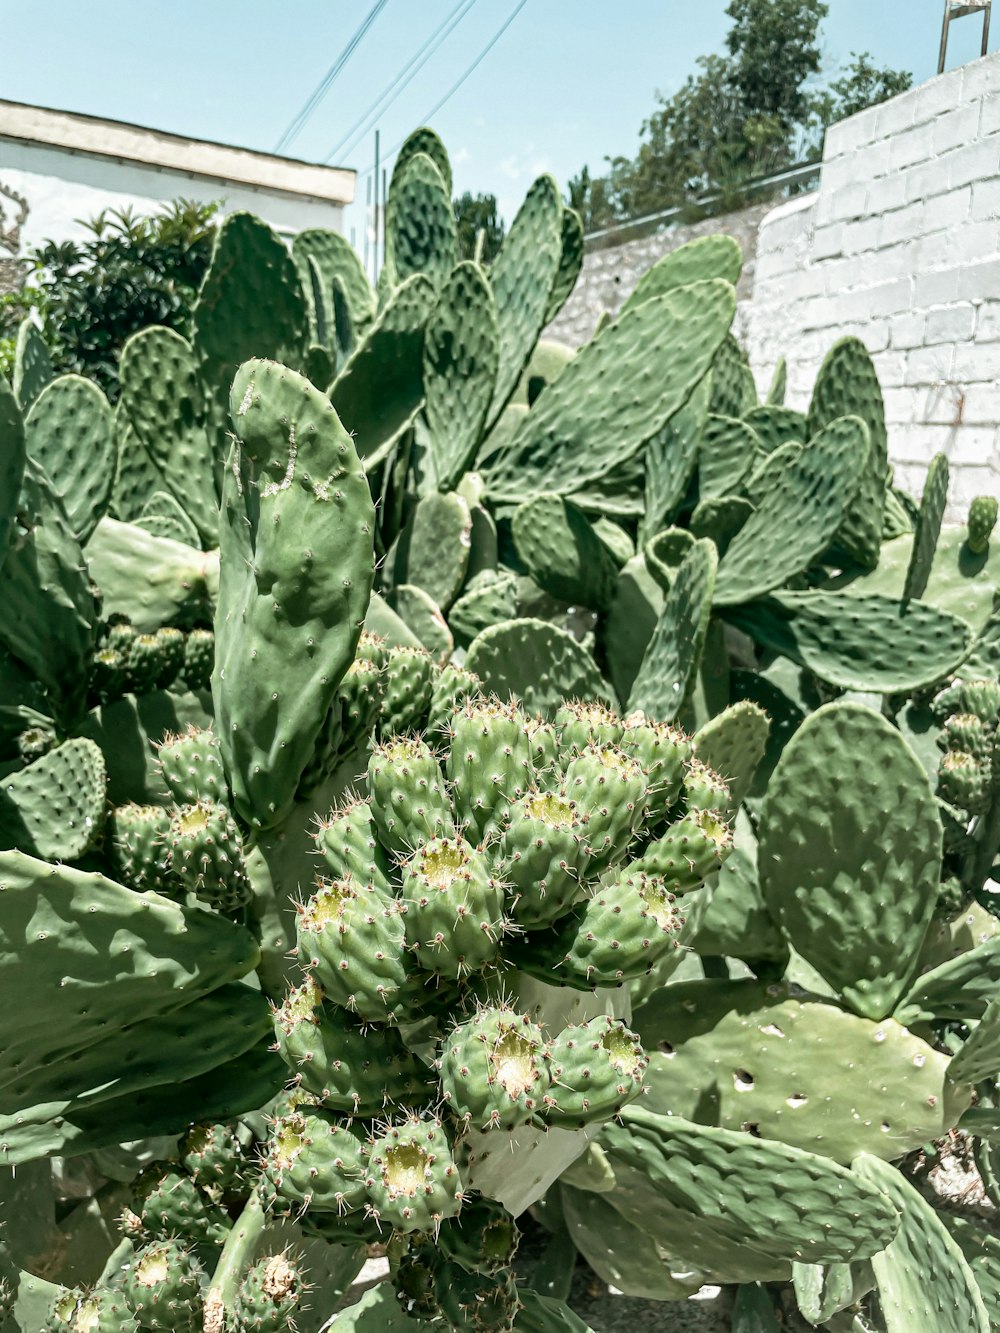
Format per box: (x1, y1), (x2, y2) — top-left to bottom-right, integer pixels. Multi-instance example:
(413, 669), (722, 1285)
(525, 792), (576, 827)
(384, 1143), (429, 1196)
(419, 841), (469, 887)
(602, 1027), (643, 1076)
(733, 1069), (755, 1091)
(490, 1030), (539, 1096)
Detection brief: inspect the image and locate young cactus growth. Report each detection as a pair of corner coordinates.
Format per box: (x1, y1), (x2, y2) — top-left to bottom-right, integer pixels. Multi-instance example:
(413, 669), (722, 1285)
(967, 494), (998, 554)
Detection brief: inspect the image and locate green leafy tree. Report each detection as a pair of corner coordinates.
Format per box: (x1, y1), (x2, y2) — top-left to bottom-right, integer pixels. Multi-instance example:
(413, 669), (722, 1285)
(28, 198), (219, 398)
(821, 50), (914, 122)
(0, 282), (42, 382)
(724, 0), (827, 129)
(453, 191), (506, 264)
(572, 1), (911, 227)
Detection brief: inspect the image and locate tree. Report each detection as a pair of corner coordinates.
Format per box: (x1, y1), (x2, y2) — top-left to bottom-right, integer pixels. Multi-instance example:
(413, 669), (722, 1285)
(822, 51), (913, 122)
(571, 2), (912, 227)
(724, 0), (827, 130)
(28, 198), (219, 399)
(453, 192), (506, 264)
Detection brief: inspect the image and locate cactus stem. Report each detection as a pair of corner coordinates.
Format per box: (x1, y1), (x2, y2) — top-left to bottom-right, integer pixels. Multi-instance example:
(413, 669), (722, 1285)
(204, 1184), (267, 1333)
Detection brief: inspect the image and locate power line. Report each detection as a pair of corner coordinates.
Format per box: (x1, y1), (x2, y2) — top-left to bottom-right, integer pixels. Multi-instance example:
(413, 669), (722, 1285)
(324, 0), (480, 164)
(378, 0), (531, 170)
(274, 0), (390, 155)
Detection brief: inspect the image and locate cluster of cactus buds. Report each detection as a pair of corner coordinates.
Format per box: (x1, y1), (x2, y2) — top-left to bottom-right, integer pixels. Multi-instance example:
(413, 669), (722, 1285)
(107, 726), (252, 911)
(88, 615), (214, 706)
(932, 678), (1000, 861)
(253, 691), (731, 1323)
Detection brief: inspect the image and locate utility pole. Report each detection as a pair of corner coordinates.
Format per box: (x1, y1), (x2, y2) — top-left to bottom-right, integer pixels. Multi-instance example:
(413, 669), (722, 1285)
(363, 174), (371, 275)
(382, 166), (388, 276)
(939, 0), (992, 74)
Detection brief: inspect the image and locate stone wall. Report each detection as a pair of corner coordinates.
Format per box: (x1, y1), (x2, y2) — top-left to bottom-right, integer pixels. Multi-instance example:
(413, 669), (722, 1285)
(546, 200), (777, 348)
(747, 50), (1000, 514)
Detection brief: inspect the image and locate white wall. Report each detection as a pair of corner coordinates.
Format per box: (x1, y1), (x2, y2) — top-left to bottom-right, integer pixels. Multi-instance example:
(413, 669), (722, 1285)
(748, 51), (1000, 515)
(0, 139), (345, 251)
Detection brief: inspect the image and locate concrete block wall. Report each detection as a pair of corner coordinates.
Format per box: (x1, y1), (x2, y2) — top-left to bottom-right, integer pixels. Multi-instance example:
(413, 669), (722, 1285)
(546, 201), (774, 348)
(747, 50), (1000, 515)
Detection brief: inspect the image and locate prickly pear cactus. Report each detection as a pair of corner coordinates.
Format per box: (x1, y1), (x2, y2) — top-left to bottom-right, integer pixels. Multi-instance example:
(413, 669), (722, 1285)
(213, 359), (375, 828)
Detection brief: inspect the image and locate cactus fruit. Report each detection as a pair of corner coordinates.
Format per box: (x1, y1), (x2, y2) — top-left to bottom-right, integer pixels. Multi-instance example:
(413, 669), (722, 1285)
(632, 809), (732, 891)
(296, 877), (411, 1023)
(364, 1113), (463, 1232)
(232, 1253), (307, 1333)
(517, 870), (685, 989)
(180, 627), (214, 691)
(315, 798), (394, 894)
(368, 735), (454, 855)
(72, 1288), (139, 1332)
(130, 1164), (231, 1247)
(433, 1262), (522, 1332)
(271, 975), (431, 1113)
(939, 750), (990, 815)
(180, 1122), (244, 1198)
(377, 645), (435, 738)
(438, 1006), (552, 1132)
(437, 1195), (521, 1275)
(168, 801), (252, 912)
(401, 836), (506, 979)
(446, 698), (534, 842)
(109, 803), (173, 894)
(542, 1016), (648, 1127)
(499, 790), (589, 929)
(121, 1239), (206, 1332)
(126, 627), (186, 694)
(156, 727), (228, 806)
(41, 1289), (82, 1332)
(561, 744), (646, 870)
(261, 1108), (368, 1216)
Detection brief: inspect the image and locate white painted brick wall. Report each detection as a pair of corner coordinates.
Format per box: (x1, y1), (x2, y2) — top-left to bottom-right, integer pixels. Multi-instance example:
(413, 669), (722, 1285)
(747, 49), (1000, 517)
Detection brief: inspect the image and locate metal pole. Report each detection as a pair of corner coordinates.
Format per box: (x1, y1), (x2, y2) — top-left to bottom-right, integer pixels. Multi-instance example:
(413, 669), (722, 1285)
(939, 1), (952, 74)
(373, 129), (381, 285)
(940, 1), (992, 72)
(382, 166), (388, 274)
(363, 174), (371, 274)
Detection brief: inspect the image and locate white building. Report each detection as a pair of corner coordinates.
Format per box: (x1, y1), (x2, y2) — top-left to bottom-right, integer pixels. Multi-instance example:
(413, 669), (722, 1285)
(0, 99), (355, 284)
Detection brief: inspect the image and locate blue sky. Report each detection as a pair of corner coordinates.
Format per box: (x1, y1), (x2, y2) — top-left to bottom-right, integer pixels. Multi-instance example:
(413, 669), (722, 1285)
(2, 1), (995, 238)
